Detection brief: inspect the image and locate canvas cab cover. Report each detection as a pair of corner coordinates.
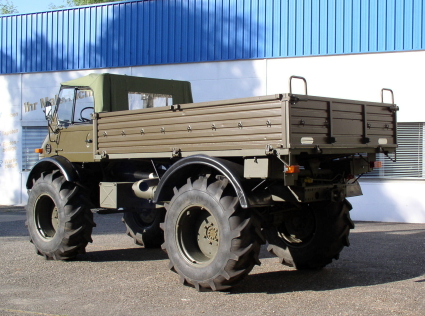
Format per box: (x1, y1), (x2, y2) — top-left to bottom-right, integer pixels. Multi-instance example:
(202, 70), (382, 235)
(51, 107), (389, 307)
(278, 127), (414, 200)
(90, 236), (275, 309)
(61, 73), (193, 113)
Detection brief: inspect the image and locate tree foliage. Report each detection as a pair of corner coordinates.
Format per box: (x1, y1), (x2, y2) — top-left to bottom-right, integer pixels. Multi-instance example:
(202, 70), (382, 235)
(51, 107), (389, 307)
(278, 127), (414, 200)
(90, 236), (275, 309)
(70, 0), (121, 5)
(49, 0), (120, 9)
(0, 0), (18, 15)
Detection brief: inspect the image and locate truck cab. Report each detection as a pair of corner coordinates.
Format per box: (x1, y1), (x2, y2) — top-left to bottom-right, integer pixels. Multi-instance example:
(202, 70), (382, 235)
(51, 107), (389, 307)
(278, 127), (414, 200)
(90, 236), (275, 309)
(40, 73), (193, 162)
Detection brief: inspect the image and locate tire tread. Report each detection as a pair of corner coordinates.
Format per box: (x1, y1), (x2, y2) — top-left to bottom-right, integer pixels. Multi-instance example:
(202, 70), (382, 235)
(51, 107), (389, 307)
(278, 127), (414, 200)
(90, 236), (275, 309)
(265, 199), (353, 269)
(162, 176), (264, 291)
(26, 171), (95, 260)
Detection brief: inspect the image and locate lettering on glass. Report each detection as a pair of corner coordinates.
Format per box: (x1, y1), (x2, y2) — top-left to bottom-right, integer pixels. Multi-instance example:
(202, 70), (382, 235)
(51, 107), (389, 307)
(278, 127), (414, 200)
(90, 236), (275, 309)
(24, 95), (59, 113)
(24, 91), (93, 113)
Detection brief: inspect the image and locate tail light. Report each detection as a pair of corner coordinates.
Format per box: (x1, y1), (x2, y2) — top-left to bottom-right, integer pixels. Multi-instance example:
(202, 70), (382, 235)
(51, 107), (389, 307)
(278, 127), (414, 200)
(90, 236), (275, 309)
(285, 165), (300, 174)
(370, 161), (382, 168)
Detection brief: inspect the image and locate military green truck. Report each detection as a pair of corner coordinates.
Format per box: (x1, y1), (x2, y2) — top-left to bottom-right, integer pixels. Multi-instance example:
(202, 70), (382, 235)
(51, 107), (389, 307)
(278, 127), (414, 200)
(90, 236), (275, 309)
(26, 73), (398, 291)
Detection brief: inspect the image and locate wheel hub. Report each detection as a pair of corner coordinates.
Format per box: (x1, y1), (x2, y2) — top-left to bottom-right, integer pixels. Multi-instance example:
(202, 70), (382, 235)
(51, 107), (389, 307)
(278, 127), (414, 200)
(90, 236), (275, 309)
(136, 208), (156, 225)
(34, 194), (58, 240)
(51, 207), (59, 231)
(278, 208), (315, 245)
(205, 224), (218, 242)
(177, 205), (220, 266)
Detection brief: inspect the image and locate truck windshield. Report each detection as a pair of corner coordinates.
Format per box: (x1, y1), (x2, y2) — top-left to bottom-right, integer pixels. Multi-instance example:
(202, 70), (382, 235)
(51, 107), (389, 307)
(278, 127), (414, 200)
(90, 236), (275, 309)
(56, 88), (75, 125)
(56, 88), (94, 125)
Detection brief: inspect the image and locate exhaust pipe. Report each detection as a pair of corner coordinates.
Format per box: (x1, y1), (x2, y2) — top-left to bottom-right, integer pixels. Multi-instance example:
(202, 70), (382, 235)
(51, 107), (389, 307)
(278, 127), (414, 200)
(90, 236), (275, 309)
(132, 178), (159, 200)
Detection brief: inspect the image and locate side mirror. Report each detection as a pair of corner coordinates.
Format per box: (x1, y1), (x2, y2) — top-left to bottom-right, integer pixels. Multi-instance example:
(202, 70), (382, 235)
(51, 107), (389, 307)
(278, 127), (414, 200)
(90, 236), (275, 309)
(43, 101), (53, 121)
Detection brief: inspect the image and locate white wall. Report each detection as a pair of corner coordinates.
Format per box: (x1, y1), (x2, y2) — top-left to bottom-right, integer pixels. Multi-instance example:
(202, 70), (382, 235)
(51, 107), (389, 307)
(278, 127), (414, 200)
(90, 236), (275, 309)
(128, 50), (425, 122)
(265, 51), (425, 122)
(1, 50), (424, 222)
(129, 60), (267, 102)
(0, 74), (22, 204)
(349, 180), (425, 223)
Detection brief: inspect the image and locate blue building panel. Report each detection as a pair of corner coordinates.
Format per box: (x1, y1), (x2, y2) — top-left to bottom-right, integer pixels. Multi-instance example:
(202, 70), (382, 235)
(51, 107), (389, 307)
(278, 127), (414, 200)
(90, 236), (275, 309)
(295, 0), (304, 56)
(279, 0), (289, 57)
(0, 0), (424, 74)
(310, 0), (320, 55)
(377, 0), (387, 51)
(369, 0), (378, 52)
(319, 0), (328, 55)
(403, 0), (414, 50)
(412, 0), (423, 50)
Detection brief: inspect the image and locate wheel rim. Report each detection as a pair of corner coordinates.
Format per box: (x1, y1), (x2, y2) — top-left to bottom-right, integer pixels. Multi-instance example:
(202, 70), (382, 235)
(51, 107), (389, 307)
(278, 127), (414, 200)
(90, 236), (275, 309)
(34, 194), (58, 240)
(176, 205), (219, 266)
(277, 208), (315, 245)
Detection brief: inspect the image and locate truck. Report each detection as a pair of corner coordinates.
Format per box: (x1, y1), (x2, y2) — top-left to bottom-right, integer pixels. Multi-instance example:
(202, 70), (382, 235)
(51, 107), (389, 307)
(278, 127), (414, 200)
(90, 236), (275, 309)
(25, 73), (398, 291)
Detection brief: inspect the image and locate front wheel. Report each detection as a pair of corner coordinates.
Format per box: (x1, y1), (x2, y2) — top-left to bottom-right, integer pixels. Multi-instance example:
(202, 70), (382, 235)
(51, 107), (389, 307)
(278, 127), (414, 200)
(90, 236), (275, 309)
(264, 199), (354, 269)
(161, 175), (264, 291)
(26, 170), (95, 260)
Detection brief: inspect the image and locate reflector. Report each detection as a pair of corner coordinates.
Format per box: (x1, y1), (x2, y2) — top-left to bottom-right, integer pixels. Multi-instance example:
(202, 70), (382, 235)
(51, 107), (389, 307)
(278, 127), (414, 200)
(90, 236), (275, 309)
(285, 165), (300, 173)
(370, 161), (382, 168)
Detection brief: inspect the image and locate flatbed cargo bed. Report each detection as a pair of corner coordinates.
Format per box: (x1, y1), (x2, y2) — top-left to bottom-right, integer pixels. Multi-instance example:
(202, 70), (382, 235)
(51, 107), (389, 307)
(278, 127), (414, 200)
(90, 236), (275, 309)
(95, 93), (397, 159)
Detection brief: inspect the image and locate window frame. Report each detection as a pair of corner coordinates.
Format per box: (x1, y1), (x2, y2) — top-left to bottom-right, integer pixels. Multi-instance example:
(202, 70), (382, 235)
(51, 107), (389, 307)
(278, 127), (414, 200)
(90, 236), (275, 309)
(55, 86), (94, 125)
(128, 91), (173, 110)
(74, 88), (95, 124)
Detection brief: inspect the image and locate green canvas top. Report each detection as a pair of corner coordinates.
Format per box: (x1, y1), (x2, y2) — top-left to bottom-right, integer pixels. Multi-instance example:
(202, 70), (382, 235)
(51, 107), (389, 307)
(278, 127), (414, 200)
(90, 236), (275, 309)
(61, 73), (193, 113)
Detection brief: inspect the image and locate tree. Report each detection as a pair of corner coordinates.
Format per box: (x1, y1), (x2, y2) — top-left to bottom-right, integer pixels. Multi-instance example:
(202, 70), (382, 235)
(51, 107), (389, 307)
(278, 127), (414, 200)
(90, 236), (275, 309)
(49, 0), (120, 9)
(71, 0), (121, 4)
(0, 0), (18, 15)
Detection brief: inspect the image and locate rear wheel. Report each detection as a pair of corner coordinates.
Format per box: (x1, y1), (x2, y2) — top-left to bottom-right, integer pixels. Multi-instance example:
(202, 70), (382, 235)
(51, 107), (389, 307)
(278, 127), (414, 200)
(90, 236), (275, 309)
(122, 208), (165, 248)
(26, 170), (95, 260)
(264, 199), (354, 269)
(161, 175), (264, 291)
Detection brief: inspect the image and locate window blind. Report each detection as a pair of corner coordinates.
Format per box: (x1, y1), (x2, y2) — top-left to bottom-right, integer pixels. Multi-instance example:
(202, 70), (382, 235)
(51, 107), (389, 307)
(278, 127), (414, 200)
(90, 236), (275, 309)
(22, 127), (47, 171)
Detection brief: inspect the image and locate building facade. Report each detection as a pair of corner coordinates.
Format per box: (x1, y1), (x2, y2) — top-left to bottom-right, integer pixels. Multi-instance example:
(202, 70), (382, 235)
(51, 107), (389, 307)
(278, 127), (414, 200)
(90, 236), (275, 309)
(0, 0), (424, 222)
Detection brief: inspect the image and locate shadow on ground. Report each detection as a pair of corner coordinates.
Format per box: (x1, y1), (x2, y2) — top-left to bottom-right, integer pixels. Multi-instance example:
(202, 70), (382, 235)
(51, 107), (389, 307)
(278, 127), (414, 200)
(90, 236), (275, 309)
(81, 223), (425, 295)
(2, 208), (424, 295)
(81, 247), (168, 262)
(232, 226), (425, 294)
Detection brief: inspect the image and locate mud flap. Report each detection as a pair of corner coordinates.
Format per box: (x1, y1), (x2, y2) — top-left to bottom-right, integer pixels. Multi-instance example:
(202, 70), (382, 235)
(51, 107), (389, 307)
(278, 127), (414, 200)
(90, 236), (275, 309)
(346, 182), (363, 197)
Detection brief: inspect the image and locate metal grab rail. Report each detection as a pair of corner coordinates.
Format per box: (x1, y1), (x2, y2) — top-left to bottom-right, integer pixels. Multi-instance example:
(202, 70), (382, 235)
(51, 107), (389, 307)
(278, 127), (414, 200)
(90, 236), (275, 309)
(289, 75), (308, 95)
(381, 88), (394, 104)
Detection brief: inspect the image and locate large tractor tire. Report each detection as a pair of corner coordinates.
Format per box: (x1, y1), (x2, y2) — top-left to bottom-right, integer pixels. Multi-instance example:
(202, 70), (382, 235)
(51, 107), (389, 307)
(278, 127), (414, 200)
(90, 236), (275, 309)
(161, 175), (264, 291)
(264, 199), (354, 269)
(122, 208), (165, 248)
(26, 170), (95, 260)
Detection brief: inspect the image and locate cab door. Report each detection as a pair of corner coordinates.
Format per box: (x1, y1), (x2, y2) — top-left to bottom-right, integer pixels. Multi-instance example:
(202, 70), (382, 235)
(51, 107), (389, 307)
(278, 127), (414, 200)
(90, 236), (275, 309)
(55, 88), (95, 162)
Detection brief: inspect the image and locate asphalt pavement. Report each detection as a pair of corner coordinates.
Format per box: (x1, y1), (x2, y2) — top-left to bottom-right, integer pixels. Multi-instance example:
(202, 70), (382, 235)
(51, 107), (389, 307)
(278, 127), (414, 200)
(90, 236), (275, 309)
(0, 206), (424, 316)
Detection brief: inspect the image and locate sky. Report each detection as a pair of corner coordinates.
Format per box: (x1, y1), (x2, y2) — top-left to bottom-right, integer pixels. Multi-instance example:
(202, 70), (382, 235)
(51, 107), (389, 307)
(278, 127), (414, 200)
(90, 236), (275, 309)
(11, 0), (70, 14)
(6, 0), (128, 14)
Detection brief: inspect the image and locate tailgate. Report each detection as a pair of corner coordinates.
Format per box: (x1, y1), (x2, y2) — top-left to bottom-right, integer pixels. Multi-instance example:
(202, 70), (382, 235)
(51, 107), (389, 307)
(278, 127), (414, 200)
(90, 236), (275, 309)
(288, 94), (398, 152)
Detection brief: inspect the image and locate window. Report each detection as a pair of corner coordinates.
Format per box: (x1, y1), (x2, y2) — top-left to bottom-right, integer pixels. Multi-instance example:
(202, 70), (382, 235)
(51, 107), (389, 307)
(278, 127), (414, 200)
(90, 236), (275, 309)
(128, 92), (173, 110)
(364, 122), (425, 179)
(56, 88), (75, 125)
(22, 127), (47, 171)
(56, 88), (94, 124)
(74, 89), (94, 123)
